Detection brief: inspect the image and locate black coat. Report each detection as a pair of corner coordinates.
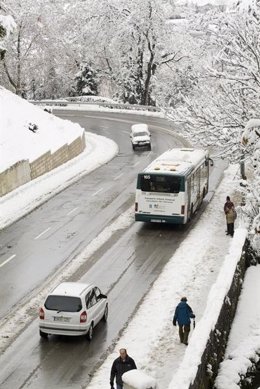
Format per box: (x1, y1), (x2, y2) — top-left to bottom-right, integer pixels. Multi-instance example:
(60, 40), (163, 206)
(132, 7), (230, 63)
(110, 355), (137, 385)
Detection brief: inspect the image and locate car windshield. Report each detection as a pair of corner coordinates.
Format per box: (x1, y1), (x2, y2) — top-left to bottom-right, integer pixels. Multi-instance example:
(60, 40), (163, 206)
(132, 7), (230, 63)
(133, 132), (148, 137)
(45, 295), (82, 312)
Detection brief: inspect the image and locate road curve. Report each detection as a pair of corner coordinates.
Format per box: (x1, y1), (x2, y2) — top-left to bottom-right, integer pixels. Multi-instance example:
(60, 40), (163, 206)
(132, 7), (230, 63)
(0, 110), (220, 389)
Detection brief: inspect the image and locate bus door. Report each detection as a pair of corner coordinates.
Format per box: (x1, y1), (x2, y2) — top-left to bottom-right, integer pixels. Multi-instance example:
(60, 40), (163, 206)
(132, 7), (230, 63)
(187, 177), (191, 217)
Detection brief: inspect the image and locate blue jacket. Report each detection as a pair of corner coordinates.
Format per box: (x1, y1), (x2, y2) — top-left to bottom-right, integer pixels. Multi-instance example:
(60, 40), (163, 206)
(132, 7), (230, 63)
(173, 301), (195, 326)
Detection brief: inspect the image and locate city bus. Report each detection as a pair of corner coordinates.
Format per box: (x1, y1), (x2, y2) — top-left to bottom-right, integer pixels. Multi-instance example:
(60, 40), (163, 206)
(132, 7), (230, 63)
(135, 148), (210, 224)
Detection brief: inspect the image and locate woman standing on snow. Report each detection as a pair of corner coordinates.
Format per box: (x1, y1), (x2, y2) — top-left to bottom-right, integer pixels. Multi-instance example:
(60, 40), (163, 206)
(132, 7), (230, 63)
(224, 196), (236, 237)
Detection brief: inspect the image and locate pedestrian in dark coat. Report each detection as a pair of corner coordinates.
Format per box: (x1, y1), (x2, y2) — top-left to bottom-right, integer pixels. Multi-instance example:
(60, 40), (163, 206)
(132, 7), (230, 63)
(110, 348), (137, 389)
(224, 196), (235, 237)
(173, 297), (195, 345)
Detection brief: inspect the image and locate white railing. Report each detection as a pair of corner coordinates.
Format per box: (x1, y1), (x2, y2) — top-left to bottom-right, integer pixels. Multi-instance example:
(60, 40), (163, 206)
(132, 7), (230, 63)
(29, 99), (162, 113)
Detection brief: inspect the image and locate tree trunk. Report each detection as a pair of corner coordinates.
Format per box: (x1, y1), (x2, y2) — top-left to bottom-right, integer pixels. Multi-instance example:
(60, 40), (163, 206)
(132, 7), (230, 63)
(142, 37), (155, 106)
(16, 26), (22, 96)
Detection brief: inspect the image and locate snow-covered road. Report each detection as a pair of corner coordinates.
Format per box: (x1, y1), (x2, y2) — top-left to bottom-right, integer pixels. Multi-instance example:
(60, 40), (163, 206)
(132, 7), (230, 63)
(1, 100), (257, 388)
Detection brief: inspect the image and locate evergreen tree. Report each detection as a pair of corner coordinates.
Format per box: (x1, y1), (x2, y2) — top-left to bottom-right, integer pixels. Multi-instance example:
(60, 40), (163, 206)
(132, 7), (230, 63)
(0, 2), (15, 60)
(74, 63), (98, 96)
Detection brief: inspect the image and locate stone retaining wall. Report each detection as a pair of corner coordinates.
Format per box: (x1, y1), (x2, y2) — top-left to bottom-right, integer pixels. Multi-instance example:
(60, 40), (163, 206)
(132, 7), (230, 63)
(30, 151), (52, 180)
(0, 135), (85, 197)
(51, 144), (69, 170)
(0, 160), (31, 196)
(68, 134), (86, 158)
(189, 241), (249, 389)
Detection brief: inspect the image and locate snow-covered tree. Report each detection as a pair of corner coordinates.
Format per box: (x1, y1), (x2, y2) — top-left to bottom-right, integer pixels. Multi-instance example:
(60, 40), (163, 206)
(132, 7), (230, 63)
(0, 0), (49, 96)
(0, 0), (185, 101)
(242, 119), (260, 255)
(0, 0), (81, 97)
(167, 4), (260, 157)
(74, 63), (98, 96)
(76, 0), (179, 105)
(165, 4), (260, 255)
(0, 1), (15, 60)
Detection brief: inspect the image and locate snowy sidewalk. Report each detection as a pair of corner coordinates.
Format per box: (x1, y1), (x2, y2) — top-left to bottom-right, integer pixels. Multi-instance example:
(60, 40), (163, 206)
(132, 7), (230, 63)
(85, 165), (247, 389)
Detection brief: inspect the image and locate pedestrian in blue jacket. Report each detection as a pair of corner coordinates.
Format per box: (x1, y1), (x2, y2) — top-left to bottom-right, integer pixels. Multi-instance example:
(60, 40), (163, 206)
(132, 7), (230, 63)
(173, 297), (195, 345)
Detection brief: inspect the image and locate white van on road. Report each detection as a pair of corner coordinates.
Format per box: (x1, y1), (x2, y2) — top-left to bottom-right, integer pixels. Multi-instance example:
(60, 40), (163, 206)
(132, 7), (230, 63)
(130, 123), (151, 151)
(39, 282), (108, 340)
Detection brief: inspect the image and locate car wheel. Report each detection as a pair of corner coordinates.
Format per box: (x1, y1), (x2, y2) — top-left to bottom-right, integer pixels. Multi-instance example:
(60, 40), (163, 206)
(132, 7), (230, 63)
(39, 330), (48, 339)
(87, 323), (94, 341)
(102, 304), (108, 323)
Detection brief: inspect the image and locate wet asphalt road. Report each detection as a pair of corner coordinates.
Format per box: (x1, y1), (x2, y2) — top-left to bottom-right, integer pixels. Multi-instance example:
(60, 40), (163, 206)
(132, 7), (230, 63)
(0, 112), (187, 319)
(0, 111), (223, 388)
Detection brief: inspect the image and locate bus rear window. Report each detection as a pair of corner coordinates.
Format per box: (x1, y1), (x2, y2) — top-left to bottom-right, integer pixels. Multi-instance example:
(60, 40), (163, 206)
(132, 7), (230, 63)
(140, 174), (181, 193)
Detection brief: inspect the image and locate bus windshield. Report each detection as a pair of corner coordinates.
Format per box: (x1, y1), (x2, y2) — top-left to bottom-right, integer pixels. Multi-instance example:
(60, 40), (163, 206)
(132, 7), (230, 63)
(140, 174), (181, 193)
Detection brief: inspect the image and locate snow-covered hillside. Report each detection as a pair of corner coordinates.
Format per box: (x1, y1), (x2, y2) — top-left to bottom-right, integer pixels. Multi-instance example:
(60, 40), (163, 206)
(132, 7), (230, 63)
(0, 87), (84, 172)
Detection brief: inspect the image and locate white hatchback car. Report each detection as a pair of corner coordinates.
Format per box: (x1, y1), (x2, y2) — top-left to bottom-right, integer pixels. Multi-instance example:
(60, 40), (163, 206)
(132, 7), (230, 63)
(39, 282), (108, 340)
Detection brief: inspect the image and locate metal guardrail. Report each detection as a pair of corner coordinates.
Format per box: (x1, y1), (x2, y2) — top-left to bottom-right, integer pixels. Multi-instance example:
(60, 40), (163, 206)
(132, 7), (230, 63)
(29, 99), (162, 113)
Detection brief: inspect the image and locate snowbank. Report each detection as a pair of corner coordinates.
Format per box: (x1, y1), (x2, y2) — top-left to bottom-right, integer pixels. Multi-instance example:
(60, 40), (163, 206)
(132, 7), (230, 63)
(123, 370), (158, 389)
(0, 87), (84, 172)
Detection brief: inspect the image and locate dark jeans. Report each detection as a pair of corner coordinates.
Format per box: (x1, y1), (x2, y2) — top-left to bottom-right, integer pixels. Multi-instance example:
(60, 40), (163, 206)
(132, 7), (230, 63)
(116, 384), (123, 389)
(179, 324), (190, 344)
(227, 223), (234, 236)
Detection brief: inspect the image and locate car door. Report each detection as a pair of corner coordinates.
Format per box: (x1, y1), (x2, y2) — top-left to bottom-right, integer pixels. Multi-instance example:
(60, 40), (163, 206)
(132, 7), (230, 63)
(93, 287), (107, 323)
(86, 288), (99, 326)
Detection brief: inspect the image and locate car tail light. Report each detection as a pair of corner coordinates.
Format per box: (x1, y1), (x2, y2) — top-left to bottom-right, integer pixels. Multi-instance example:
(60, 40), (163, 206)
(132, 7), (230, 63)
(135, 202), (138, 212)
(39, 307), (45, 320)
(181, 205), (185, 215)
(80, 311), (87, 323)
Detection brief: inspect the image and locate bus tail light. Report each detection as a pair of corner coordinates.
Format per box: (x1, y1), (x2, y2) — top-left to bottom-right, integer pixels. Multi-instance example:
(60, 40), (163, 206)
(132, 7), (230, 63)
(181, 205), (185, 215)
(135, 202), (138, 212)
